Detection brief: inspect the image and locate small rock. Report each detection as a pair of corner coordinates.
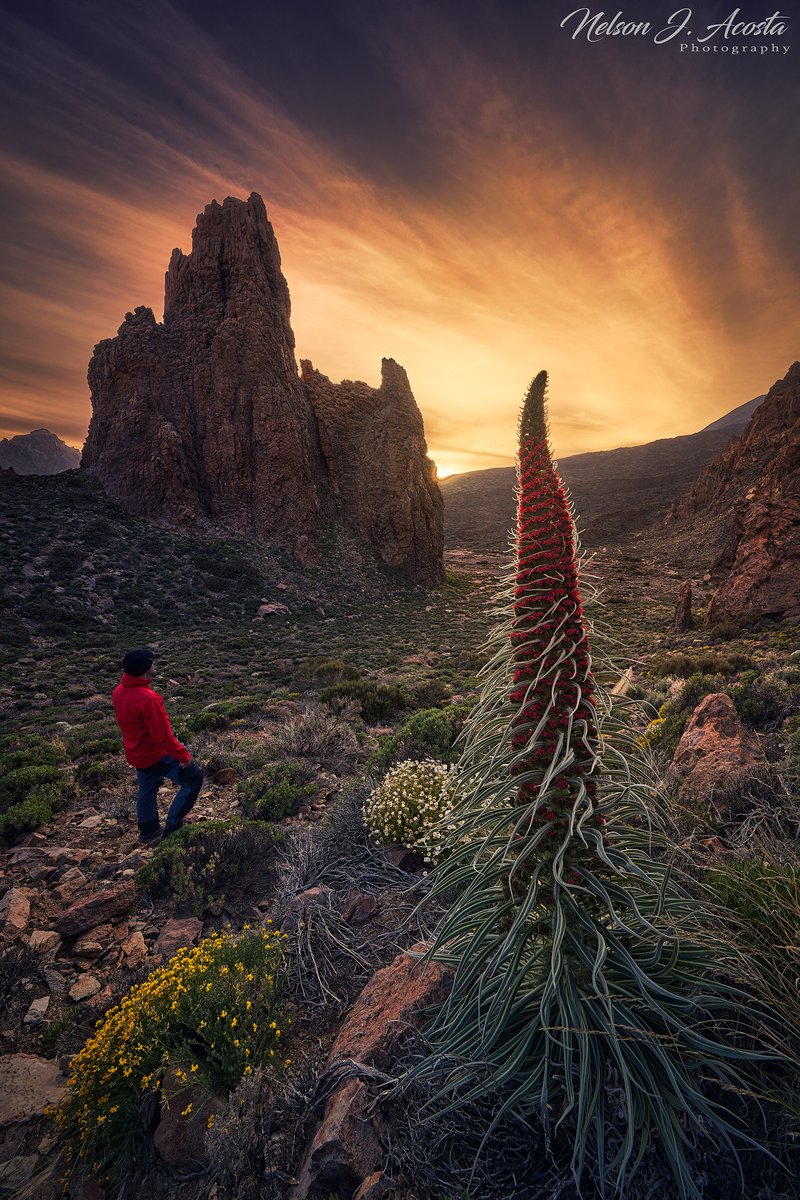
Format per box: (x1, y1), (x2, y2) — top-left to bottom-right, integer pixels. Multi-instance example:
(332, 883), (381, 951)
(381, 845), (426, 874)
(0, 1154), (39, 1192)
(121, 931), (147, 970)
(73, 924), (115, 960)
(278, 887), (333, 933)
(340, 893), (379, 926)
(68, 975), (101, 1002)
(0, 888), (31, 940)
(209, 768), (237, 785)
(56, 881), (135, 938)
(28, 931), (61, 955)
(77, 815), (103, 830)
(290, 1080), (382, 1200)
(53, 869), (88, 906)
(153, 917), (203, 957)
(43, 969), (67, 995)
(23, 997), (50, 1025)
(669, 692), (768, 820)
(354, 1172), (393, 1200)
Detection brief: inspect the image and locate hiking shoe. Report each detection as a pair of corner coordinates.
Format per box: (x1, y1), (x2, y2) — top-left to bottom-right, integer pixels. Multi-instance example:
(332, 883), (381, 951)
(138, 828), (162, 846)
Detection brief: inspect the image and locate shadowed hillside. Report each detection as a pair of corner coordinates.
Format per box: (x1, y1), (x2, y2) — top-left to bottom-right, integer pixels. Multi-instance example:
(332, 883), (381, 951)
(442, 421), (755, 551)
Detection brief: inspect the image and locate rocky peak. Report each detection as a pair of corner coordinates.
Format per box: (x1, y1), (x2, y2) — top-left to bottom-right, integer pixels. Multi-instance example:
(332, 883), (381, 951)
(301, 359), (444, 584)
(82, 193), (444, 583)
(667, 362), (800, 619)
(0, 429), (80, 475)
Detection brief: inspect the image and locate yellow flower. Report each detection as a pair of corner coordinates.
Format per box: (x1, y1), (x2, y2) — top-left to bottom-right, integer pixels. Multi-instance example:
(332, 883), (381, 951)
(190, 1064), (198, 1073)
(219, 1010), (228, 1019)
(230, 1017), (237, 1029)
(207, 1114), (216, 1129)
(181, 1103), (193, 1117)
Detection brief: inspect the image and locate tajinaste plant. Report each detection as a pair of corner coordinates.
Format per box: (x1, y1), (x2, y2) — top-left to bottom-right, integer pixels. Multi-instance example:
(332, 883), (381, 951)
(416, 372), (765, 1198)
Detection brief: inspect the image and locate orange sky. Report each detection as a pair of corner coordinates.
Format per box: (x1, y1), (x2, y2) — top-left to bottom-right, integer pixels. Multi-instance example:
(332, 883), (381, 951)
(1, 3), (798, 477)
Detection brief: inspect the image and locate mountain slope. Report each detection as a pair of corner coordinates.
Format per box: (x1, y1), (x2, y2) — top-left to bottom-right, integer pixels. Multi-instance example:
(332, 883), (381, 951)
(0, 429), (80, 475)
(442, 403), (757, 551)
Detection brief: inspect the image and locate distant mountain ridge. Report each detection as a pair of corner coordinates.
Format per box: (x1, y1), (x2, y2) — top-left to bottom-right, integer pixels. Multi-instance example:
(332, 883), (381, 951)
(441, 396), (762, 551)
(0, 429), (80, 475)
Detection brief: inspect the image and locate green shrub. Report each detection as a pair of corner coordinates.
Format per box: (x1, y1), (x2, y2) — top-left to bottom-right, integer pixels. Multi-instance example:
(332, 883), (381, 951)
(295, 656), (363, 688)
(367, 705), (471, 776)
(267, 706), (361, 772)
(0, 740), (73, 843)
(54, 927), (287, 1185)
(320, 679), (406, 721)
(650, 650), (751, 679)
(237, 761), (318, 822)
(364, 759), (455, 861)
(137, 820), (283, 916)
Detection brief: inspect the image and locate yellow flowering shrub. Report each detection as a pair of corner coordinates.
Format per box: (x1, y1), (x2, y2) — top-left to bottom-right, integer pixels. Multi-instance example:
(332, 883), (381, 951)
(54, 925), (287, 1184)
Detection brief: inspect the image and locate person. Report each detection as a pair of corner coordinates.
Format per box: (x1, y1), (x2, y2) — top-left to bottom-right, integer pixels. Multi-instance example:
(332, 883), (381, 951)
(112, 648), (204, 844)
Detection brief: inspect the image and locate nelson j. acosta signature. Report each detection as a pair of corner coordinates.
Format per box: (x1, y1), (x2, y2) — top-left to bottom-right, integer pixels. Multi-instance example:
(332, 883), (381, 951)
(561, 7), (791, 53)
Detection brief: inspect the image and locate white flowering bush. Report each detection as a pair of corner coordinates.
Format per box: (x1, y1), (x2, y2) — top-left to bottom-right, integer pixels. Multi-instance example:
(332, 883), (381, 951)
(364, 759), (455, 862)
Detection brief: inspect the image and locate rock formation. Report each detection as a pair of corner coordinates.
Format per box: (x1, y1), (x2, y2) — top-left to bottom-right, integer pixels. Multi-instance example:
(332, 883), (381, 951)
(667, 362), (800, 620)
(82, 193), (444, 585)
(301, 360), (443, 585)
(0, 429), (80, 475)
(668, 692), (768, 821)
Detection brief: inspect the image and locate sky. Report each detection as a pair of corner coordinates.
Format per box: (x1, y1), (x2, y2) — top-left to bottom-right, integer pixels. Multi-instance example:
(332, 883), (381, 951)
(0, 0), (798, 476)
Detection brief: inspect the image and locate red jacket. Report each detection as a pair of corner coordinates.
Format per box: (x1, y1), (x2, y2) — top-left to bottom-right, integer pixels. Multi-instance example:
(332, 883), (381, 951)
(112, 674), (190, 768)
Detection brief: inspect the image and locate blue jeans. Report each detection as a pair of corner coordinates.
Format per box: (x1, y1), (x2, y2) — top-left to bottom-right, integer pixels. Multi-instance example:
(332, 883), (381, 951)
(136, 755), (203, 837)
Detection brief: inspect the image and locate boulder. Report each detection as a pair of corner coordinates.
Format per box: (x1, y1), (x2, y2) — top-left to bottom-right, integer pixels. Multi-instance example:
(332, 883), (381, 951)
(152, 916), (203, 957)
(55, 881), (135, 938)
(0, 888), (30, 940)
(669, 692), (768, 816)
(328, 943), (453, 1071)
(289, 1080), (383, 1200)
(68, 975), (101, 1003)
(153, 1061), (227, 1168)
(0, 1055), (66, 1131)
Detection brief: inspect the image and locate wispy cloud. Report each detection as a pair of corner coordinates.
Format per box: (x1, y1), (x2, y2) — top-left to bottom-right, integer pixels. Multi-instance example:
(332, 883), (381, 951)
(0, 1), (797, 476)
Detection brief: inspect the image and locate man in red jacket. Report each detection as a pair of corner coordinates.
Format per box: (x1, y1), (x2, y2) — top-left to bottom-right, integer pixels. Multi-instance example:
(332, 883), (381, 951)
(112, 648), (204, 844)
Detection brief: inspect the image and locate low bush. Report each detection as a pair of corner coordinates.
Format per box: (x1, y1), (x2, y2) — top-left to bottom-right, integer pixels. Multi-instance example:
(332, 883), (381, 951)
(186, 697), (262, 734)
(294, 656), (362, 689)
(364, 759), (455, 861)
(268, 704), (361, 772)
(54, 927), (288, 1186)
(650, 650), (751, 679)
(367, 704), (471, 777)
(320, 679), (406, 722)
(0, 738), (73, 843)
(237, 761), (318, 822)
(137, 821), (283, 916)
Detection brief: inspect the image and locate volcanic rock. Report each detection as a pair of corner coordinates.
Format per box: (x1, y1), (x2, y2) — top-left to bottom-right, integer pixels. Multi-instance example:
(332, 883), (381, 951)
(301, 359), (444, 584)
(83, 193), (444, 585)
(669, 692), (768, 814)
(289, 1079), (383, 1200)
(0, 888), (30, 940)
(55, 881), (135, 938)
(328, 942), (453, 1070)
(674, 581), (693, 632)
(0, 1055), (67, 1130)
(668, 362), (800, 619)
(153, 1060), (226, 1168)
(152, 916), (203, 957)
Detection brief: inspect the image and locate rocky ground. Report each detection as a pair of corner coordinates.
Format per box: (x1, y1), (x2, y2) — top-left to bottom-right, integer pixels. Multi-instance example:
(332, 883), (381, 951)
(1, 479), (799, 1200)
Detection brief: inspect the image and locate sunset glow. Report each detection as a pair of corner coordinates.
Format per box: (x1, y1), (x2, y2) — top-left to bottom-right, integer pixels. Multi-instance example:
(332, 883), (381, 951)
(1, 3), (797, 470)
